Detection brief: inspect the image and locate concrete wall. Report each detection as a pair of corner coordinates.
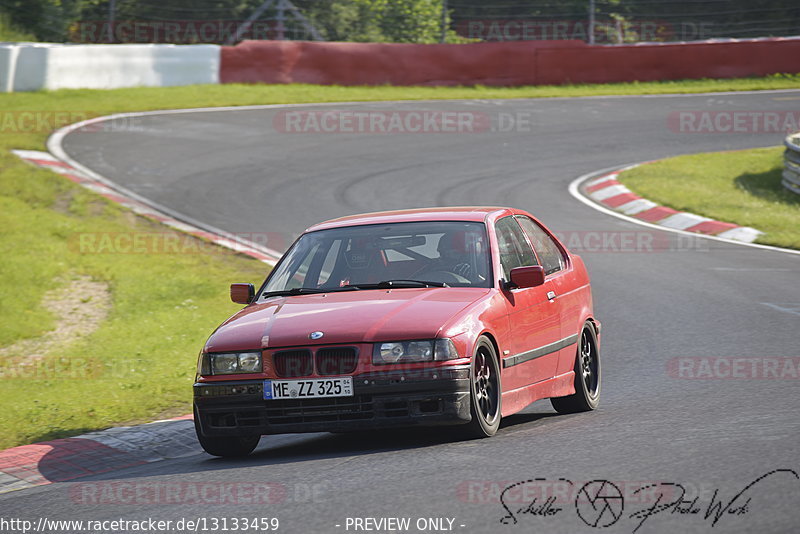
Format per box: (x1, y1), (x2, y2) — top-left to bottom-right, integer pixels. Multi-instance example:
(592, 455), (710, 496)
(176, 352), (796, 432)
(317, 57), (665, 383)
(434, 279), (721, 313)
(0, 43), (220, 92)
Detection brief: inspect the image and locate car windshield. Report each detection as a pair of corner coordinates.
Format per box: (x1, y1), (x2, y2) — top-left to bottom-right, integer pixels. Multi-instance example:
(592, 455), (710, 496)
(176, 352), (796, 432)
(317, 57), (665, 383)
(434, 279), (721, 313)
(260, 221), (492, 298)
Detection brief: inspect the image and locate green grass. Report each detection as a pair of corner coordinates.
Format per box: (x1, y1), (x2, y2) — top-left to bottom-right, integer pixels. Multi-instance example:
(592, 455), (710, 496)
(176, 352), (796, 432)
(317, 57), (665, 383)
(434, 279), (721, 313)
(618, 147), (800, 249)
(0, 165), (269, 449)
(1, 75), (799, 449)
(2, 75), (800, 118)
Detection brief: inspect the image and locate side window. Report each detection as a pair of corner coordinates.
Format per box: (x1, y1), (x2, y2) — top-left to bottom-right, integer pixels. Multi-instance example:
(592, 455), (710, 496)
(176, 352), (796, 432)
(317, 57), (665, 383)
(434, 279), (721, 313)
(516, 216), (566, 276)
(494, 217), (537, 281)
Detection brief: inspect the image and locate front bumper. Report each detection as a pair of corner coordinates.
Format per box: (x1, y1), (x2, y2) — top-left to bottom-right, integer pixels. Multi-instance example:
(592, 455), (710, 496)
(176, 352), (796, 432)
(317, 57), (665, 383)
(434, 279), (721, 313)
(194, 366), (472, 437)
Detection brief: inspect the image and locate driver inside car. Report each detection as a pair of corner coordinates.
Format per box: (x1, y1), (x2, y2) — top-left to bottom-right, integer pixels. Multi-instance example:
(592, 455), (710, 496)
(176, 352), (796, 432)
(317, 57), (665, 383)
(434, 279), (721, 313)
(430, 230), (487, 283)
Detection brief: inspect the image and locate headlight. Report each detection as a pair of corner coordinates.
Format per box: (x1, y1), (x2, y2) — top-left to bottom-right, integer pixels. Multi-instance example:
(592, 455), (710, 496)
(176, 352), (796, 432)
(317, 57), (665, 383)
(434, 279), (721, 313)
(214, 354), (239, 374)
(238, 352), (262, 373)
(373, 339), (460, 364)
(197, 352), (210, 376)
(434, 338), (459, 361)
(198, 352), (263, 376)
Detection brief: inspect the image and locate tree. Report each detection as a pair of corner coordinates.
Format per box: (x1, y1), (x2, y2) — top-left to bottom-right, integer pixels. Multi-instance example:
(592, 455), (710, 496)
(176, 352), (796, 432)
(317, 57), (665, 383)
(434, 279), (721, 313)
(0, 0), (80, 41)
(300, 0), (446, 43)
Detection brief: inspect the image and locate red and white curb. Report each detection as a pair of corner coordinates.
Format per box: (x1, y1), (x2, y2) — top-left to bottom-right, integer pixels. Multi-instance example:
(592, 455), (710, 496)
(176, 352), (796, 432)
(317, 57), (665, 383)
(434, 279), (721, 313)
(0, 415), (197, 494)
(12, 149), (282, 265)
(581, 165), (763, 243)
(2, 149), (285, 495)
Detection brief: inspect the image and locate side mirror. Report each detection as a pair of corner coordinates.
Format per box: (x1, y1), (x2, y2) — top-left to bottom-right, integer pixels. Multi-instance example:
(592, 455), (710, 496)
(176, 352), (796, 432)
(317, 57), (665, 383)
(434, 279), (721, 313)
(230, 283), (255, 304)
(508, 266), (545, 289)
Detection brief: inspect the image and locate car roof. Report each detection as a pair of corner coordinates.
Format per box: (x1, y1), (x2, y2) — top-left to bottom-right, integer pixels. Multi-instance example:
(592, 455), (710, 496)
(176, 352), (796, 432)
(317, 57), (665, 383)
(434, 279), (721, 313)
(305, 207), (518, 232)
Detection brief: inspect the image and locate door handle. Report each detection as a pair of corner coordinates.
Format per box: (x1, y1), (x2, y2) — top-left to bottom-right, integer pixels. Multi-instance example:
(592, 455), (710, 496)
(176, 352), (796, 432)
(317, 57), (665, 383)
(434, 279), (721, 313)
(547, 291), (557, 301)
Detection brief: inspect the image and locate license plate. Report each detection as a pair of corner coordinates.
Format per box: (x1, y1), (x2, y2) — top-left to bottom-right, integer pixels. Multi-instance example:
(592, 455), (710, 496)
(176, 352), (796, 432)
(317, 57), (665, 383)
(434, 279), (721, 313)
(264, 377), (353, 400)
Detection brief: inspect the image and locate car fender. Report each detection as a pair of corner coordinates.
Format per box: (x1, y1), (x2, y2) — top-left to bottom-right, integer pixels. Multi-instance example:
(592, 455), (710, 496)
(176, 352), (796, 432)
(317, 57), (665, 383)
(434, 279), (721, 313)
(437, 289), (510, 363)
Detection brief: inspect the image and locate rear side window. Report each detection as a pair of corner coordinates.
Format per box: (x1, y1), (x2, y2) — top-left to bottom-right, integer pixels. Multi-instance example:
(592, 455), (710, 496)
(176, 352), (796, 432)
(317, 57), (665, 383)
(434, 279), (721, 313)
(516, 216), (566, 276)
(494, 217), (537, 280)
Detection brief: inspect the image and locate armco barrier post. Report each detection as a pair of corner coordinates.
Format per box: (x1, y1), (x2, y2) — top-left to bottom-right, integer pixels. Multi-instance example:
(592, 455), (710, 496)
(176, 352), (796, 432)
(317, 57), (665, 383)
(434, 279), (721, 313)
(783, 132), (800, 195)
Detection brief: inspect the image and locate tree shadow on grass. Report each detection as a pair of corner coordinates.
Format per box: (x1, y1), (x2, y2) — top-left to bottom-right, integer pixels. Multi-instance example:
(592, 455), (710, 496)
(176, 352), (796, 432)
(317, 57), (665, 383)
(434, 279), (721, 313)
(734, 167), (800, 207)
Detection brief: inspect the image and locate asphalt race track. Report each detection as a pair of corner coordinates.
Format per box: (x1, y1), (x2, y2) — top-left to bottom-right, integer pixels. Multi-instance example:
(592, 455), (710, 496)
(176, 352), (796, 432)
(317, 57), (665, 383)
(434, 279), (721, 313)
(4, 90), (800, 533)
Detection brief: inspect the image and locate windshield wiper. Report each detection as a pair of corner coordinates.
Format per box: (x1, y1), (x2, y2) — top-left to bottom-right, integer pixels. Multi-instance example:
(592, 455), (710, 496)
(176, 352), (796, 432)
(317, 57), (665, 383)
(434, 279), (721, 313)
(262, 280), (447, 298)
(261, 286), (360, 298)
(344, 280), (448, 289)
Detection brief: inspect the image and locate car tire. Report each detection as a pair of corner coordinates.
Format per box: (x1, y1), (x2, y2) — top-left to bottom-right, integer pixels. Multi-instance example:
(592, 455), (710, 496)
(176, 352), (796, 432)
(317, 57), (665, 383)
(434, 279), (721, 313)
(464, 336), (502, 438)
(193, 408), (260, 457)
(551, 322), (601, 414)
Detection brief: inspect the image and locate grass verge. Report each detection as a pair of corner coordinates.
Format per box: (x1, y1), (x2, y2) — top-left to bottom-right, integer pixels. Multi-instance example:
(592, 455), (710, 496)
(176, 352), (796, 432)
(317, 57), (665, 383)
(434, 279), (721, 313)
(618, 147), (800, 250)
(0, 164), (268, 449)
(1, 74), (800, 117)
(1, 75), (799, 449)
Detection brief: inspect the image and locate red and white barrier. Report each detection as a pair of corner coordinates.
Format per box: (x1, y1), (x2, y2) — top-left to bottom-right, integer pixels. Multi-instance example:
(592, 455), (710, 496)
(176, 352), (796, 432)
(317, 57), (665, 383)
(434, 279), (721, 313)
(3, 36), (799, 92)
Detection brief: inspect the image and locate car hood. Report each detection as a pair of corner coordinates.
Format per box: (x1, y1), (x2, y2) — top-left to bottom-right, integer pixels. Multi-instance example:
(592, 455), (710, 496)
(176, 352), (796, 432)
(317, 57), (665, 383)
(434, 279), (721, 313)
(204, 287), (492, 352)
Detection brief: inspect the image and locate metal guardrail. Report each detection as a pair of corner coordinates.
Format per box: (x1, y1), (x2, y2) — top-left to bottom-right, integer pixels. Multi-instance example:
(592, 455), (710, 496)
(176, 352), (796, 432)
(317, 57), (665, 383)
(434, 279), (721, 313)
(783, 131), (800, 195)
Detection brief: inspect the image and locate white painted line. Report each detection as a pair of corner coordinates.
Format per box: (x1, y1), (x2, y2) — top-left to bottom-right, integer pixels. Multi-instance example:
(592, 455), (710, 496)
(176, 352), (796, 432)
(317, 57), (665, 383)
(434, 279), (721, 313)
(11, 149), (59, 162)
(43, 96), (800, 269)
(5, 92), (798, 479)
(711, 268), (796, 272)
(212, 237), (262, 254)
(658, 212), (713, 230)
(717, 226), (763, 243)
(761, 302), (800, 317)
(568, 165), (800, 257)
(163, 219), (200, 233)
(617, 198), (658, 215)
(44, 166), (84, 177)
(14, 147), (283, 268)
(48, 120), (283, 264)
(130, 205), (162, 217)
(590, 184), (630, 201)
(82, 183), (116, 195)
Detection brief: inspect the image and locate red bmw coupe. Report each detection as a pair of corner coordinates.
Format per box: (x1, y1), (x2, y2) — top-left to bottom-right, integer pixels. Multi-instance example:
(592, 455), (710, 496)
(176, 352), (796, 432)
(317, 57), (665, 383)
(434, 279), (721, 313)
(193, 207), (601, 457)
